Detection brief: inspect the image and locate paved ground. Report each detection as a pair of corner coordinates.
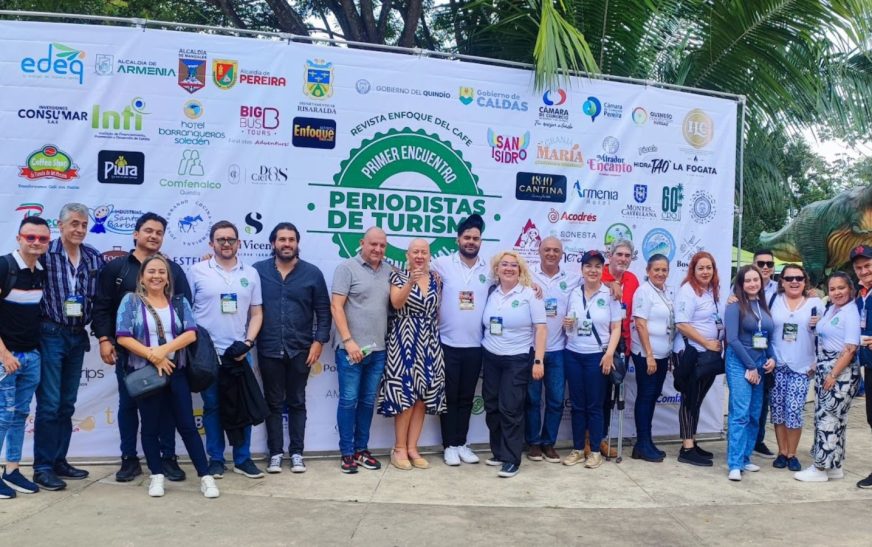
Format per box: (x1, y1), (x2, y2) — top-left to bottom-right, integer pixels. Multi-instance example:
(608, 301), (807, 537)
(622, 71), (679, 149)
(2, 401), (872, 546)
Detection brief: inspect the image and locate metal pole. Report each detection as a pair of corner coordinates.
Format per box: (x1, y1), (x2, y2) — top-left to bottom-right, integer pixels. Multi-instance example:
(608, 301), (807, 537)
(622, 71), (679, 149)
(735, 97), (747, 269)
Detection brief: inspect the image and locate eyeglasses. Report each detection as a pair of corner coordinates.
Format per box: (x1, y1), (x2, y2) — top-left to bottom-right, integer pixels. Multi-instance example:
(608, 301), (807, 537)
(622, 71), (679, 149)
(215, 238), (238, 246)
(19, 234), (50, 244)
(756, 261), (775, 268)
(782, 275), (805, 282)
(499, 261), (520, 269)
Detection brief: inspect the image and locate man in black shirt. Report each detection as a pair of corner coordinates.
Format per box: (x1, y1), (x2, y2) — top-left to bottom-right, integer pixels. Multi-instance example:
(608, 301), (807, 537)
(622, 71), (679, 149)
(91, 213), (191, 482)
(0, 217), (50, 498)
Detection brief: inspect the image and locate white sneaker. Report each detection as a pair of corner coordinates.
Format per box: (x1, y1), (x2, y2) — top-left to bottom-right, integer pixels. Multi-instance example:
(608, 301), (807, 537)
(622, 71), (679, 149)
(457, 444), (480, 464)
(728, 469), (742, 481)
(290, 453), (306, 473)
(200, 475), (220, 498)
(794, 466), (828, 482)
(827, 467), (844, 480)
(266, 454), (283, 474)
(148, 474), (165, 497)
(743, 463), (760, 472)
(484, 457), (504, 467)
(443, 446), (461, 466)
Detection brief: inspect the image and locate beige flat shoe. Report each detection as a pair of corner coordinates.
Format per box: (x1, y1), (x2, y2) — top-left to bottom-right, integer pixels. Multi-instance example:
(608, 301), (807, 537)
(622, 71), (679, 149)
(391, 449), (412, 470)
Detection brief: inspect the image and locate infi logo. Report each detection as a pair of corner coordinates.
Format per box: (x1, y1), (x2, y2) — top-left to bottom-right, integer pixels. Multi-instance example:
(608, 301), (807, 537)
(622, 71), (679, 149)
(314, 128), (494, 266)
(18, 145), (79, 180)
(20, 43), (85, 85)
(91, 98), (149, 140)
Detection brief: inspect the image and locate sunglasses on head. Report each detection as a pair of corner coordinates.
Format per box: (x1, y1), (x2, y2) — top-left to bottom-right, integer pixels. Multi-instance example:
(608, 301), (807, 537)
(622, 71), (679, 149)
(756, 260), (775, 268)
(782, 275), (805, 282)
(20, 234), (50, 244)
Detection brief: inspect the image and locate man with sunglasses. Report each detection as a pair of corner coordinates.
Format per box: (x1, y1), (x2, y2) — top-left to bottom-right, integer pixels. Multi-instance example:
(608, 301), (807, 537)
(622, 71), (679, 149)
(850, 244), (872, 489)
(0, 217), (51, 498)
(751, 249), (778, 459)
(92, 212), (192, 483)
(33, 203), (105, 491)
(189, 221), (264, 479)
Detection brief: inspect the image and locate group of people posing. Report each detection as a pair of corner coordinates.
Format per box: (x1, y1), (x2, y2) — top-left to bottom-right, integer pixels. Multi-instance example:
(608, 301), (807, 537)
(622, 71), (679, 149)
(1, 208), (871, 500)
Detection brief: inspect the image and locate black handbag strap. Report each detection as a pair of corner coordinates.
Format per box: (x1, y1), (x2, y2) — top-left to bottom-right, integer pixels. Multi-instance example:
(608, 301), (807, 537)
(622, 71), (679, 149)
(139, 294), (168, 345)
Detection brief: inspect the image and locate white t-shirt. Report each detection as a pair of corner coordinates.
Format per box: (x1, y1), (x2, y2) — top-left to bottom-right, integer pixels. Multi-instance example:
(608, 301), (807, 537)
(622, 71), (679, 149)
(770, 295), (822, 374)
(189, 258), (263, 353)
(817, 302), (861, 354)
(531, 265), (579, 352)
(631, 281), (675, 359)
(481, 284), (546, 356)
(145, 304), (177, 358)
(565, 284), (622, 354)
(674, 283), (723, 352)
(432, 253), (491, 348)
(764, 279), (778, 303)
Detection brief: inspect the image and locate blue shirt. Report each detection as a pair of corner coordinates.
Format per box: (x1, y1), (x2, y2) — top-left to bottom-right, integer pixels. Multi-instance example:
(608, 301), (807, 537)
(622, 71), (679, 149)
(856, 289), (872, 367)
(40, 239), (104, 327)
(115, 293), (197, 371)
(725, 301), (775, 370)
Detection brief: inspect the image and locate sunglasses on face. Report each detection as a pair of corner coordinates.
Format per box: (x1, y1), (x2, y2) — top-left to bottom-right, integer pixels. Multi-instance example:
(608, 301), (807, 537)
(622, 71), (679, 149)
(20, 234), (50, 244)
(782, 275), (805, 282)
(756, 261), (775, 268)
(215, 238), (238, 246)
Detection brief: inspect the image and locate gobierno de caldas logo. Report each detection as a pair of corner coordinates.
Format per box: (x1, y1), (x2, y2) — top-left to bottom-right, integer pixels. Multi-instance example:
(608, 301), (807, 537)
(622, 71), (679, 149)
(324, 127), (492, 266)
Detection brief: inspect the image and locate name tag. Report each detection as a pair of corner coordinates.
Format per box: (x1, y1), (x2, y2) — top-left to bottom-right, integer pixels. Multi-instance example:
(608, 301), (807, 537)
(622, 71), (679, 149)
(752, 331), (768, 349)
(489, 317), (503, 336)
(544, 298), (558, 317)
(221, 293), (239, 314)
(459, 291), (474, 311)
(861, 308), (867, 329)
(578, 319), (593, 337)
(782, 323), (798, 342)
(64, 295), (84, 317)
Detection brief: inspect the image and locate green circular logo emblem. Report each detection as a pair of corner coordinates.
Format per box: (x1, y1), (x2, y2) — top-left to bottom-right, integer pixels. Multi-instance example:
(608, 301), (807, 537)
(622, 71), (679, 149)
(597, 298), (606, 307)
(512, 300), (520, 308)
(471, 395), (484, 415)
(560, 281), (567, 290)
(604, 223), (632, 248)
(240, 277), (249, 288)
(330, 128), (483, 266)
(479, 274), (487, 284)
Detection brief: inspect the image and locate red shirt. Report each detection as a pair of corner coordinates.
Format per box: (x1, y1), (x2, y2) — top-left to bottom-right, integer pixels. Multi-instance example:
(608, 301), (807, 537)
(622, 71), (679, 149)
(602, 265), (639, 354)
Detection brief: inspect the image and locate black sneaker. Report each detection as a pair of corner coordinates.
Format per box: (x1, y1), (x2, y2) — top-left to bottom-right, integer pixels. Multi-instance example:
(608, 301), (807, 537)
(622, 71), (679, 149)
(2, 469), (38, 494)
(340, 455), (359, 474)
(773, 454), (788, 469)
(857, 472), (872, 489)
(233, 459), (265, 479)
(678, 447), (713, 467)
(33, 470), (67, 491)
(753, 442), (775, 459)
(694, 443), (714, 459)
(116, 456), (142, 482)
(0, 479), (15, 499)
(498, 462), (520, 478)
(54, 460), (89, 480)
(162, 456), (187, 482)
(208, 460), (226, 479)
(354, 450), (381, 470)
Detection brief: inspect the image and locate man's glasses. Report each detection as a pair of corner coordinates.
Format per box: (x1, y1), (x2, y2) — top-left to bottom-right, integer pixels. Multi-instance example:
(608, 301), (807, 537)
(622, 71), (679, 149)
(782, 275), (805, 282)
(19, 234), (50, 244)
(215, 238), (238, 246)
(756, 260), (775, 269)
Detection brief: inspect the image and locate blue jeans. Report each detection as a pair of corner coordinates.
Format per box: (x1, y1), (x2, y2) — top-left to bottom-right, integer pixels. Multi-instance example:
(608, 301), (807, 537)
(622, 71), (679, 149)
(564, 350), (606, 450)
(726, 348), (765, 471)
(336, 349), (386, 456)
(33, 322), (88, 472)
(202, 355), (252, 466)
(115, 352), (176, 459)
(0, 350), (41, 463)
(525, 350), (565, 446)
(632, 353), (669, 447)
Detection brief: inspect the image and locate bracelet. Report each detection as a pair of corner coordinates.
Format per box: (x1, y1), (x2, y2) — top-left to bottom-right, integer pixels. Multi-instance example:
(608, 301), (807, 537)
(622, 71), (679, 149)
(342, 337), (352, 344)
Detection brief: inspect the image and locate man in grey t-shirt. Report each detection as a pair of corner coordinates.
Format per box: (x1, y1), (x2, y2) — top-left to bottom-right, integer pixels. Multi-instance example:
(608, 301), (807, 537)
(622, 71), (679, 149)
(331, 227), (391, 474)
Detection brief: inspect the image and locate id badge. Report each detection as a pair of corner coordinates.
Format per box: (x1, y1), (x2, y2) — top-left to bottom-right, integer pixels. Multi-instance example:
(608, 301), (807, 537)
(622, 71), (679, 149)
(861, 308), (867, 329)
(782, 323), (798, 342)
(544, 298), (558, 318)
(489, 317), (503, 336)
(221, 293), (239, 314)
(459, 291), (474, 311)
(715, 315), (725, 337)
(752, 331), (768, 349)
(63, 295), (84, 317)
(578, 319), (593, 337)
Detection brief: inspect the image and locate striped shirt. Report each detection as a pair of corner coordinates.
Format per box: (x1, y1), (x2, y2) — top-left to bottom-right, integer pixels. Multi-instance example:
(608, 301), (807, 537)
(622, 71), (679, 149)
(40, 239), (104, 327)
(0, 251), (45, 352)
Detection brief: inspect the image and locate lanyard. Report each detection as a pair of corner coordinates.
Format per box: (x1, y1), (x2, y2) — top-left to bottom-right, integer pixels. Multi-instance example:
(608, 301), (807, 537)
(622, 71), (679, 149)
(650, 281), (675, 334)
(750, 301), (763, 331)
(66, 254), (79, 294)
(210, 260), (238, 288)
(580, 286), (600, 318)
(782, 294), (806, 317)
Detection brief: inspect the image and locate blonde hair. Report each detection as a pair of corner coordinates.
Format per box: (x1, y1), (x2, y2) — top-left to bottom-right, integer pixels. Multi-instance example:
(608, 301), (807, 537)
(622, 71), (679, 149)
(137, 254), (174, 299)
(490, 250), (533, 287)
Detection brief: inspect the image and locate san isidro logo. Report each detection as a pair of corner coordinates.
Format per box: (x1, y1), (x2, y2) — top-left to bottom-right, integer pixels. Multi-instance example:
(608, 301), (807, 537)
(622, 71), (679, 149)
(20, 43), (85, 85)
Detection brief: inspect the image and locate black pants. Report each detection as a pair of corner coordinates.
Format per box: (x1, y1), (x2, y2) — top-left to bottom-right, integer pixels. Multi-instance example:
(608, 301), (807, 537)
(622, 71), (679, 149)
(602, 374), (613, 442)
(756, 371), (775, 444)
(439, 345), (482, 448)
(866, 367), (872, 430)
(259, 353), (310, 456)
(678, 371), (717, 440)
(482, 349), (531, 466)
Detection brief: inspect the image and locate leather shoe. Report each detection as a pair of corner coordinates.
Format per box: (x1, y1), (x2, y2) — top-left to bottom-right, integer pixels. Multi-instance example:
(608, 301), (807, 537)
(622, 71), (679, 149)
(34, 470), (67, 491)
(162, 456), (187, 482)
(631, 444), (665, 463)
(116, 456), (142, 482)
(600, 440), (618, 458)
(54, 461), (89, 480)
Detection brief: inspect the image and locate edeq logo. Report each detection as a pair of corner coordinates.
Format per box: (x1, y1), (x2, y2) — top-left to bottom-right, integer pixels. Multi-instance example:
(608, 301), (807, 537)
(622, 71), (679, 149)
(97, 150), (144, 185)
(20, 43), (85, 85)
(488, 129), (529, 164)
(292, 117), (336, 149)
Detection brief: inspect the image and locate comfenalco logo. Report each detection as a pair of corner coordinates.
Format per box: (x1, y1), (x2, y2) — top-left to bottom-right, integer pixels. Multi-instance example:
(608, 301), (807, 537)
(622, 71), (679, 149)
(313, 127), (499, 266)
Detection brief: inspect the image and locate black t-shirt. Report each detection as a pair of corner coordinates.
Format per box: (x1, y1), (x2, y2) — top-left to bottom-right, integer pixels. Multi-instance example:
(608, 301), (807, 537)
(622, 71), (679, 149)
(0, 252), (46, 352)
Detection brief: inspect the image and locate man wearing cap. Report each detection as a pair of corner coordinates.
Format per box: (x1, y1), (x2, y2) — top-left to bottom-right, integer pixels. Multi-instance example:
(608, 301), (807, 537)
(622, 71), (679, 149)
(851, 244), (872, 489)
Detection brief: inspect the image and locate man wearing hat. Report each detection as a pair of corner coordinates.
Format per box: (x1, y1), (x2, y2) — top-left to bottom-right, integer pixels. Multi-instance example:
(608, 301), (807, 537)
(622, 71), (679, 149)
(851, 244), (872, 489)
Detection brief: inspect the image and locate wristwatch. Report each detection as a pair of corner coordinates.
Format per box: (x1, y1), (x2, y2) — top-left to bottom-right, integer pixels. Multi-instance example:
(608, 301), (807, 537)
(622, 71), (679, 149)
(244, 339), (254, 347)
(534, 359), (542, 365)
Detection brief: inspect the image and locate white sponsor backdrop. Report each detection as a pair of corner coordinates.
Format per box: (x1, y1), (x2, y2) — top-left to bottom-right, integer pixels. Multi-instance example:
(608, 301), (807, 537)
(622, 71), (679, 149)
(0, 21), (734, 458)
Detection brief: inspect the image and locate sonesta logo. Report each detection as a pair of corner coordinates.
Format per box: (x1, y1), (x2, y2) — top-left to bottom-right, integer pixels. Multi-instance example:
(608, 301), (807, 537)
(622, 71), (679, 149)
(20, 43), (85, 85)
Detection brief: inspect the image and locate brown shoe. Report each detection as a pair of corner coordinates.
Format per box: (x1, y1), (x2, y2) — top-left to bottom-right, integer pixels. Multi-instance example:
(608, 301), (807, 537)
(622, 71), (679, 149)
(542, 445), (561, 463)
(584, 432), (591, 457)
(600, 440), (617, 458)
(527, 445), (543, 461)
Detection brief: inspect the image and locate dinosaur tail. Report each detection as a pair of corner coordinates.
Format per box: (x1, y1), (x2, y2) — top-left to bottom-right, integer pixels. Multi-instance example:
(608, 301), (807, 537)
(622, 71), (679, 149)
(758, 225), (801, 261)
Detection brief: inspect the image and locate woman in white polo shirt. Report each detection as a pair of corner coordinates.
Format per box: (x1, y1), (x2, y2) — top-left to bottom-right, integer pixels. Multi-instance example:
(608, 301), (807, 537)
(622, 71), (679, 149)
(480, 251), (546, 478)
(795, 271), (861, 482)
(561, 249), (622, 469)
(630, 253), (674, 462)
(769, 264), (821, 473)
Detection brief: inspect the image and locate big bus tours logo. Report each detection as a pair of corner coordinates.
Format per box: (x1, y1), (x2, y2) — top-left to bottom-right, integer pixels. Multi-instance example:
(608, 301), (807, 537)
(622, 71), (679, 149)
(315, 127), (496, 266)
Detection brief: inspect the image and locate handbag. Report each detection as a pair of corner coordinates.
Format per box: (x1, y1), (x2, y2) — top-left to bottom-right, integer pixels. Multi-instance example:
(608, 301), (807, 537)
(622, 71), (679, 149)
(170, 296), (218, 393)
(695, 348), (725, 379)
(672, 337), (698, 393)
(590, 311), (626, 386)
(123, 295), (169, 400)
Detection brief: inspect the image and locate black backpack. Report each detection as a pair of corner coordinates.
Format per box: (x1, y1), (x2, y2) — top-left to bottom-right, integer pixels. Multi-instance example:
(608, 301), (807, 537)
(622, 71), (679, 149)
(0, 254), (19, 300)
(171, 296), (218, 393)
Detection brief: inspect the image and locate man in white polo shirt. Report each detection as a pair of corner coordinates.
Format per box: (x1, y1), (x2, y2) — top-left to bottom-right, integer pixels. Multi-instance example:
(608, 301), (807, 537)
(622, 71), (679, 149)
(526, 236), (577, 463)
(431, 214), (490, 466)
(189, 220), (264, 480)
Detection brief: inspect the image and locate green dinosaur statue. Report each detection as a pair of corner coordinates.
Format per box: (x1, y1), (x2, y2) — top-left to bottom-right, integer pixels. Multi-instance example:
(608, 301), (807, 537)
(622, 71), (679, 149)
(758, 184), (872, 284)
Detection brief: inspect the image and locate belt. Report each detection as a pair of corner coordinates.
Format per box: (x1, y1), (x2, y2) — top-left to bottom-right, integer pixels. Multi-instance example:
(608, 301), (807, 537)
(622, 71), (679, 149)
(42, 320), (87, 335)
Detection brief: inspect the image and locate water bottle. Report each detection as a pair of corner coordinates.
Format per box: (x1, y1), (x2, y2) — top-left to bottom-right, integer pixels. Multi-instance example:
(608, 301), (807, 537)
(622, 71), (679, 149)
(564, 311), (577, 336)
(360, 343), (377, 357)
(810, 306), (818, 331)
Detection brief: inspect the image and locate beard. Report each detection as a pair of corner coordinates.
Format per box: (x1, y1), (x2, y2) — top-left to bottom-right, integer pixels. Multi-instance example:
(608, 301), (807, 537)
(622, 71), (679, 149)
(458, 245), (479, 260)
(276, 248), (298, 262)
